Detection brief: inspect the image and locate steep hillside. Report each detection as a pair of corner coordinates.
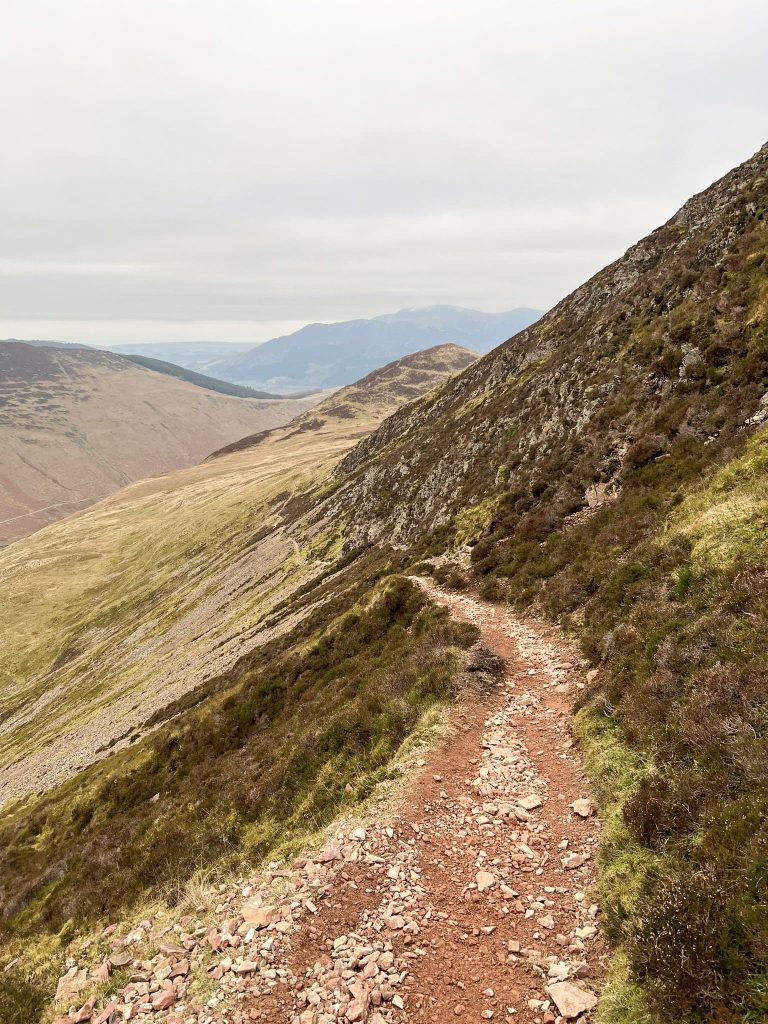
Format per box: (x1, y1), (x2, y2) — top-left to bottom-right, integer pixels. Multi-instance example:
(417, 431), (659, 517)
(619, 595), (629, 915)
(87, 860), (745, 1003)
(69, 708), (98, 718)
(0, 344), (476, 809)
(210, 305), (540, 389)
(0, 343), (321, 543)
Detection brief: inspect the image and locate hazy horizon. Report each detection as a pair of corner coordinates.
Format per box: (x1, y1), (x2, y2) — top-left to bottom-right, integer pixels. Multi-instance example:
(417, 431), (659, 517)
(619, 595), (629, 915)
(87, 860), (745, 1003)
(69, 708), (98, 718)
(1, 302), (545, 350)
(2, 0), (767, 344)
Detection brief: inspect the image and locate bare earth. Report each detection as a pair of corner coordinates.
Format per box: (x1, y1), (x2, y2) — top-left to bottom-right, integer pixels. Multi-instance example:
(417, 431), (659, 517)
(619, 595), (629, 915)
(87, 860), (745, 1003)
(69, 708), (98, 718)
(51, 584), (606, 1024)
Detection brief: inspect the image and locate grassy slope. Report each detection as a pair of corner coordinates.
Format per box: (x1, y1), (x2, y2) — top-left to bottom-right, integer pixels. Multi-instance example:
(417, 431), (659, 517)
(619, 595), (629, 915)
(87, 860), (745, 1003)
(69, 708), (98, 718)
(0, 345), (477, 809)
(0, 418), (349, 802)
(0, 569), (478, 1020)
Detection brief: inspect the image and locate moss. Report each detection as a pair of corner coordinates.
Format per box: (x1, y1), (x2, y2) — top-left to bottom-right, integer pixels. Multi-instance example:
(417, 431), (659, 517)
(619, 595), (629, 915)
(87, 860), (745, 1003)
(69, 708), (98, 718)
(670, 423), (768, 568)
(574, 705), (662, 942)
(453, 496), (501, 546)
(594, 952), (655, 1024)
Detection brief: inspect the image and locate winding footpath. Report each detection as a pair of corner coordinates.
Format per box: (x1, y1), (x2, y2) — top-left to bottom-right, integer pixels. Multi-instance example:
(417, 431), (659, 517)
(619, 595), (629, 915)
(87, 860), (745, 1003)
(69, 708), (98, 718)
(53, 584), (606, 1024)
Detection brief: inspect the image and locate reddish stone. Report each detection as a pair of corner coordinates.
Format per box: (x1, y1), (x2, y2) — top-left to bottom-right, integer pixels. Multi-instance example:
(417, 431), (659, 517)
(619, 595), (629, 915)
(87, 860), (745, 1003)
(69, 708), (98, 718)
(151, 989), (176, 1011)
(93, 1000), (119, 1024)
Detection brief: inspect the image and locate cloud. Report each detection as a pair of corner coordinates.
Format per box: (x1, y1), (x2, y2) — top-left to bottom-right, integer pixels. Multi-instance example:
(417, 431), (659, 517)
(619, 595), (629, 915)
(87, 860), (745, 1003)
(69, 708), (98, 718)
(1, 0), (766, 342)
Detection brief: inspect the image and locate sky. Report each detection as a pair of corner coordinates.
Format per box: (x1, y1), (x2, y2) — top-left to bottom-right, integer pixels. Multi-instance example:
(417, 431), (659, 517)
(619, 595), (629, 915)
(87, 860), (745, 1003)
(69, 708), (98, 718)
(1, 0), (767, 345)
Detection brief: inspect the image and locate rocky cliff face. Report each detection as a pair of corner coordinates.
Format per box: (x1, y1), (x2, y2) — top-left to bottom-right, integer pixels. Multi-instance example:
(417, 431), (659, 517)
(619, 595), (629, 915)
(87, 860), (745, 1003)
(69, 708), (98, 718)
(333, 143), (768, 550)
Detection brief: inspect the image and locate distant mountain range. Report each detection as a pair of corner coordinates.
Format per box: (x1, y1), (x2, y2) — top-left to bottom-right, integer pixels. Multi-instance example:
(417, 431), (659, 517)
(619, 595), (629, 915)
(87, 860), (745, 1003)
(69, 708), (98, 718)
(108, 306), (542, 390)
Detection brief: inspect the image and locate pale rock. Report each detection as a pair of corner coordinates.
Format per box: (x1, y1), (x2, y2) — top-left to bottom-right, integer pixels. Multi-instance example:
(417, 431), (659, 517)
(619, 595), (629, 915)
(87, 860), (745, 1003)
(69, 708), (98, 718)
(547, 981), (598, 1018)
(476, 871), (497, 892)
(55, 966), (89, 1004)
(241, 903), (277, 928)
(561, 853), (588, 870)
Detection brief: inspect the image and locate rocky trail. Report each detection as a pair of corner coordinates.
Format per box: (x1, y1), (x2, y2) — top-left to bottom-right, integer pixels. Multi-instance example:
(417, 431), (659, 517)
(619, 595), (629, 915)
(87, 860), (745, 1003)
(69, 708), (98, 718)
(52, 584), (606, 1024)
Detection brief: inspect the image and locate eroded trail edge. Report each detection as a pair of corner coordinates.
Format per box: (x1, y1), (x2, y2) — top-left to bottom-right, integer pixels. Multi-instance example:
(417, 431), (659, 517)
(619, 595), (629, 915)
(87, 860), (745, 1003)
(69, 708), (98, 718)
(53, 584), (606, 1024)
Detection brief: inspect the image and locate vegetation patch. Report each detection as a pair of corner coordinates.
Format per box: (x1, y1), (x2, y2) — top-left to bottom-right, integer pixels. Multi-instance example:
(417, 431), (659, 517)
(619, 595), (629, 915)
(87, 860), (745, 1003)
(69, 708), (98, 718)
(0, 571), (477, 963)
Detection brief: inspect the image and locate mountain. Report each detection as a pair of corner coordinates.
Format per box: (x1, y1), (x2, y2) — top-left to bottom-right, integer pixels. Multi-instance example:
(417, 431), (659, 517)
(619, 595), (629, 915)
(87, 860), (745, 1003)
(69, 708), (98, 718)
(207, 305), (541, 389)
(0, 342), (322, 544)
(1, 142), (767, 1024)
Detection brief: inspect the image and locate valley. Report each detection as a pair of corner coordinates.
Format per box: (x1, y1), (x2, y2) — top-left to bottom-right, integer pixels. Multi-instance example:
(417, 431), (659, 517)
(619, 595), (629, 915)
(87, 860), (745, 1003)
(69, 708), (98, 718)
(0, 344), (477, 807)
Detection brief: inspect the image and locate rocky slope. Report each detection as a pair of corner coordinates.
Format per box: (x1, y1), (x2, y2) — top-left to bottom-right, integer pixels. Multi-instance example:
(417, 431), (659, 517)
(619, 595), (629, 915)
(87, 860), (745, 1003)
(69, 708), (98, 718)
(0, 343), (321, 544)
(330, 144), (768, 547)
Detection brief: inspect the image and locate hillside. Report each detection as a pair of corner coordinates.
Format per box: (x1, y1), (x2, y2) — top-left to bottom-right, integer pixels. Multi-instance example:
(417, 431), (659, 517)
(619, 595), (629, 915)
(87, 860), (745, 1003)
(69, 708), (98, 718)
(1, 142), (767, 1024)
(0, 343), (321, 544)
(207, 305), (541, 389)
(0, 343), (476, 808)
(310, 141), (767, 1021)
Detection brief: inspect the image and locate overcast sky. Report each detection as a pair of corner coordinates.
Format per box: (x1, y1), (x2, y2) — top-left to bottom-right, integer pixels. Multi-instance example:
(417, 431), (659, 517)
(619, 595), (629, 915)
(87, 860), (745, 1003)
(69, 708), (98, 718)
(1, 1), (767, 344)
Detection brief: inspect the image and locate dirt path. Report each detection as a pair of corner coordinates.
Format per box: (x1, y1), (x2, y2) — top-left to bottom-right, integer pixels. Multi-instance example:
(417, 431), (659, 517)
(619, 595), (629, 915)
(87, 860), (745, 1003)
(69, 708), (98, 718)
(53, 584), (606, 1024)
(234, 583), (607, 1024)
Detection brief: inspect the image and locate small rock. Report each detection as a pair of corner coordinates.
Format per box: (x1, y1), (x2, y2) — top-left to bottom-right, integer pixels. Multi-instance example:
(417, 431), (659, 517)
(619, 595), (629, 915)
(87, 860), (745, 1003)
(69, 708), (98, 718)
(151, 989), (176, 1011)
(547, 981), (598, 1018)
(241, 903), (277, 928)
(55, 966), (88, 1004)
(571, 799), (594, 818)
(92, 1001), (119, 1024)
(561, 853), (588, 870)
(476, 871), (497, 892)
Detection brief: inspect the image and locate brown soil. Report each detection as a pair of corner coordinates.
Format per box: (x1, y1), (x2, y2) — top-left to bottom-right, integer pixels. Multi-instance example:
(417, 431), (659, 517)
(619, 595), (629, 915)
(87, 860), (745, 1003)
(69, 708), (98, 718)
(242, 583), (608, 1023)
